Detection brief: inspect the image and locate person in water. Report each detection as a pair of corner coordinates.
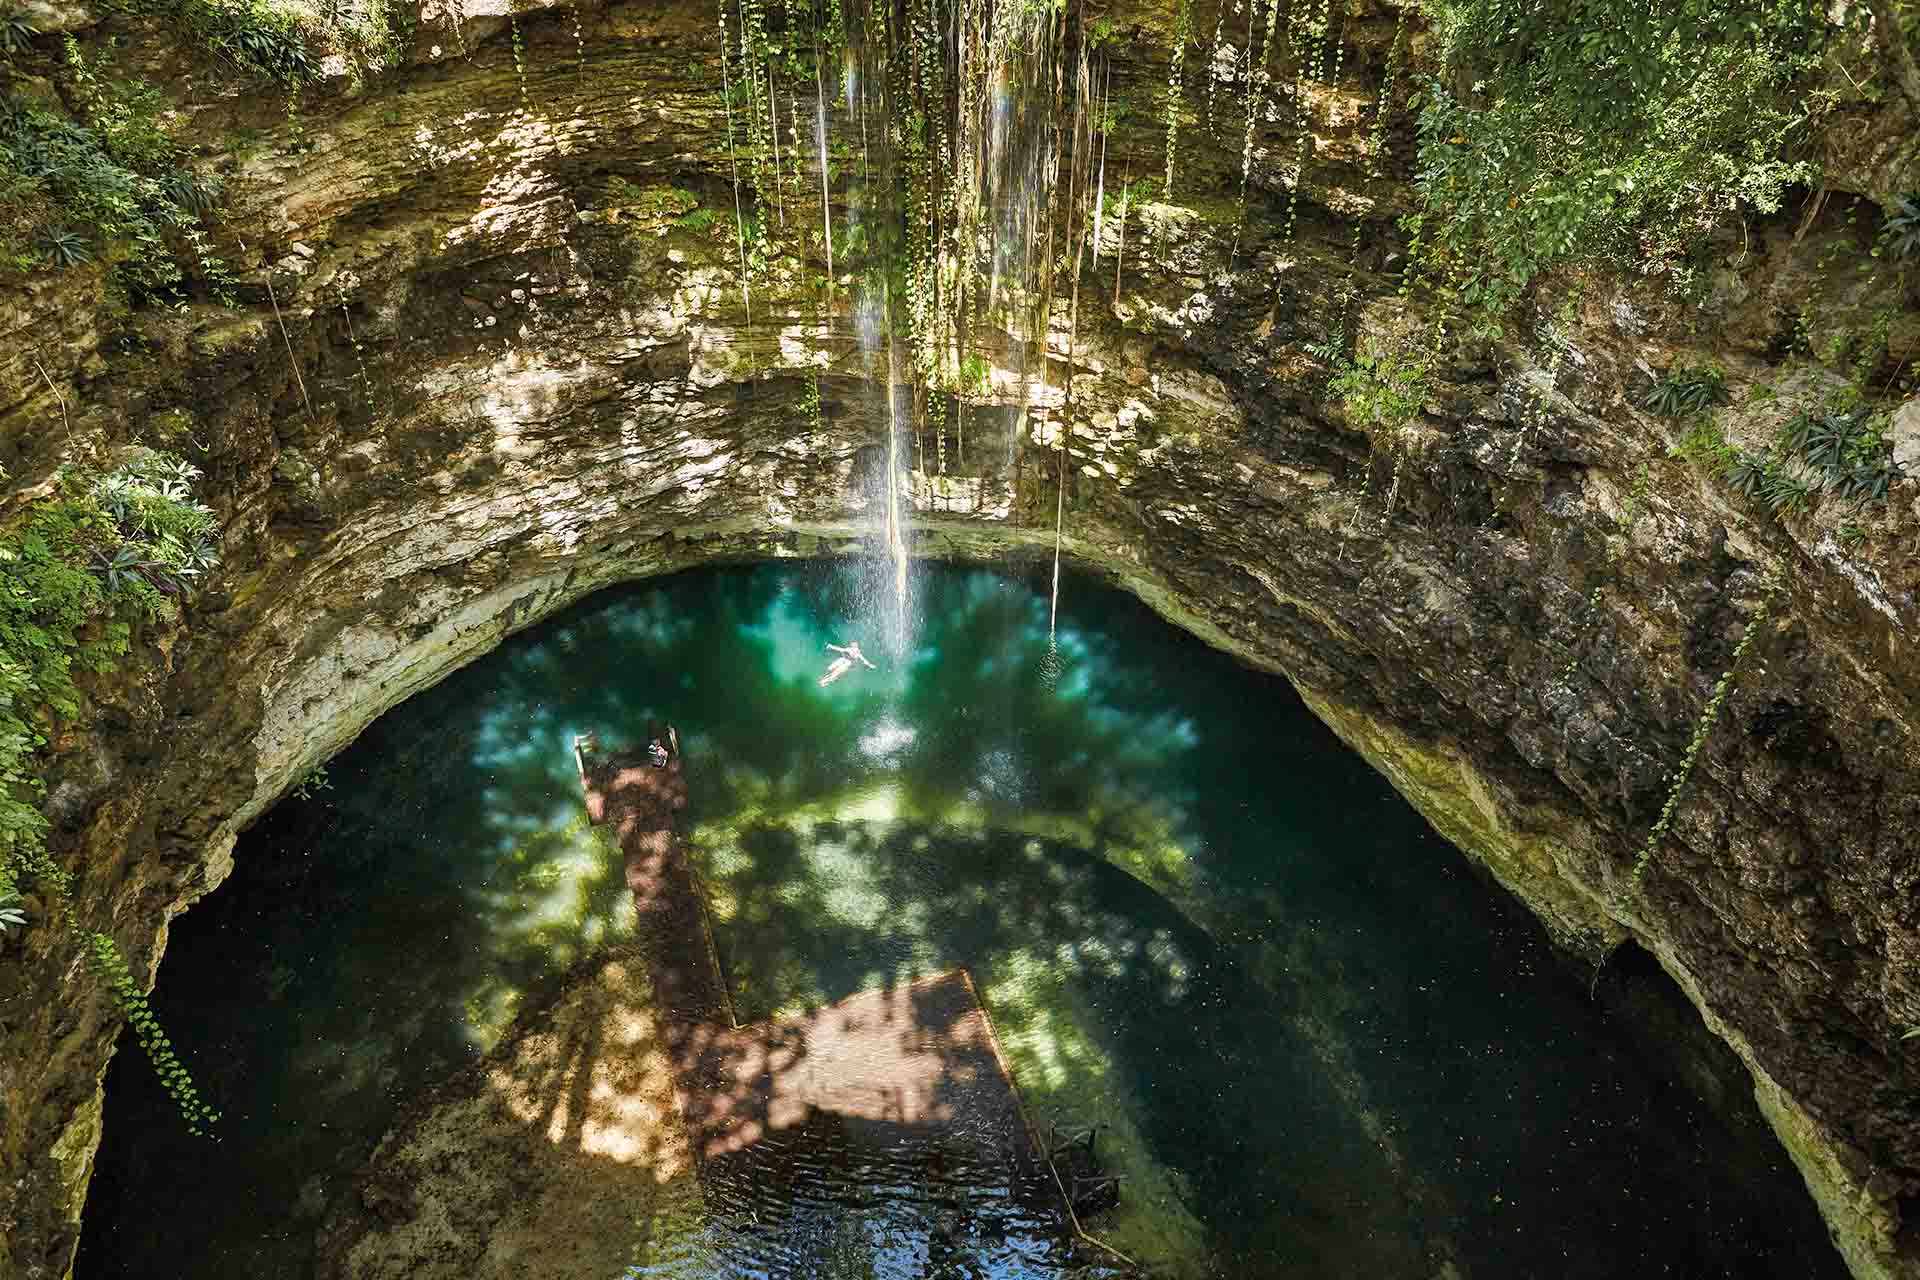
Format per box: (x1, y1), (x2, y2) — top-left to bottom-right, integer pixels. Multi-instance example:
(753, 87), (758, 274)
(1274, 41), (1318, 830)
(647, 737), (670, 767)
(819, 640), (877, 687)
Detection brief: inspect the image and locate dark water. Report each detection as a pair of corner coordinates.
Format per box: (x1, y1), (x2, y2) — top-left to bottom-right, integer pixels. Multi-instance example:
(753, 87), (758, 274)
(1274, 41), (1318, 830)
(79, 561), (1844, 1279)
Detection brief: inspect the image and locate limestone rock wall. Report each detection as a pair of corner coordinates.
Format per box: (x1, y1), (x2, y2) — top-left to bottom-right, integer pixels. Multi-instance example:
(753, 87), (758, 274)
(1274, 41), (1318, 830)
(1, 1), (1917, 1277)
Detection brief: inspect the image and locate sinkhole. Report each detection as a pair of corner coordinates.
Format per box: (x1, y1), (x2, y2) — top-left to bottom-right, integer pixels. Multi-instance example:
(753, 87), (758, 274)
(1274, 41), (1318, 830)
(80, 560), (1843, 1280)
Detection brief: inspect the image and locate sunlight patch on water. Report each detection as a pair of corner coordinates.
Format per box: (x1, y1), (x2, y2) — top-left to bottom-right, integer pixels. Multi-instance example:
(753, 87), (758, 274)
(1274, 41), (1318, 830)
(857, 718), (916, 760)
(982, 946), (1212, 1277)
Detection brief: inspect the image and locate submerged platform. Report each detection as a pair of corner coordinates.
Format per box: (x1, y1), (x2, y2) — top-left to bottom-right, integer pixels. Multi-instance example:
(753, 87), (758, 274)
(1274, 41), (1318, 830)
(575, 736), (1041, 1170)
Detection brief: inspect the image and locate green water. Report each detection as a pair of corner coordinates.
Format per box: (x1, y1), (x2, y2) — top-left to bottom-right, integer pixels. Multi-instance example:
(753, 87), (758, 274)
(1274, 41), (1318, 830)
(81, 561), (1844, 1279)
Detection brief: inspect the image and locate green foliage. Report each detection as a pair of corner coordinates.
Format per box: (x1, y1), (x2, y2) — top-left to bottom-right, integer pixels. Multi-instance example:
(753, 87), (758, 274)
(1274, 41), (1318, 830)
(959, 353), (991, 396)
(1718, 450), (1769, 501)
(1632, 572), (1780, 884)
(510, 15), (529, 110)
(293, 762), (331, 800)
(1281, 0), (1336, 246)
(1879, 193), (1920, 261)
(0, 451), (220, 925)
(84, 930), (220, 1135)
(1323, 346), (1431, 434)
(1, 0), (349, 283)
(1163, 0), (1192, 199)
(37, 228), (92, 267)
(99, 0), (320, 85)
(1774, 406), (1896, 504)
(1678, 400), (1897, 515)
(1642, 364), (1729, 417)
(0, 51), (231, 289)
(800, 370), (825, 433)
(1669, 416), (1737, 468)
(1407, 0), (1824, 316)
(1, 15), (39, 57)
(0, 452), (221, 1135)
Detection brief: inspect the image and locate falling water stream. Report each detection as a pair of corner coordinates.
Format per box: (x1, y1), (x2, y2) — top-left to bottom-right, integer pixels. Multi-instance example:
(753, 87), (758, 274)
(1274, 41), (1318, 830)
(82, 563), (1845, 1280)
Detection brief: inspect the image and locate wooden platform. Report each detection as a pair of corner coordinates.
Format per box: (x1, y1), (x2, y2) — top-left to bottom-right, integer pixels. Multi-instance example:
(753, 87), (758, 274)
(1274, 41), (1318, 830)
(576, 739), (1039, 1167)
(677, 969), (1032, 1161)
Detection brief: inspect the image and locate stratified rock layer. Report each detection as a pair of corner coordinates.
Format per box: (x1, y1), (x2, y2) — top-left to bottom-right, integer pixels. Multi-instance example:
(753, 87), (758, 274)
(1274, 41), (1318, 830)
(1, 2), (1916, 1278)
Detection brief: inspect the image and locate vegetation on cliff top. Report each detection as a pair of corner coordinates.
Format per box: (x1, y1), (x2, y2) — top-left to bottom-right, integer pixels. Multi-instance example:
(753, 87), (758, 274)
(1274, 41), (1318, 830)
(1404, 0), (1846, 320)
(0, 0), (401, 287)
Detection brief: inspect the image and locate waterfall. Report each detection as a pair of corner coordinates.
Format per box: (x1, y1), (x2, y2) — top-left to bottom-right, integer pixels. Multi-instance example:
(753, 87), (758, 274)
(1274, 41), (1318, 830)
(789, 0), (1106, 678)
(815, 72), (833, 301)
(884, 334), (912, 655)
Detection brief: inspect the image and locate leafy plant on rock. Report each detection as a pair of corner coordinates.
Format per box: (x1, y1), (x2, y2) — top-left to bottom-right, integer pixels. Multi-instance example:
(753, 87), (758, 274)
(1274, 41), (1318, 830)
(1879, 192), (1920, 261)
(1, 16), (37, 56)
(0, 449), (222, 1133)
(1758, 464), (1818, 515)
(1313, 338), (1432, 524)
(1326, 346), (1431, 435)
(293, 763), (332, 801)
(1632, 571), (1781, 884)
(1642, 364), (1729, 417)
(1719, 451), (1768, 501)
(37, 228), (92, 267)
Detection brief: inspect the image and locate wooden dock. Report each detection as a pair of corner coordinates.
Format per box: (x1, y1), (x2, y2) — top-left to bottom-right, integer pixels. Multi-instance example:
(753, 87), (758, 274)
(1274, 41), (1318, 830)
(575, 735), (1039, 1167)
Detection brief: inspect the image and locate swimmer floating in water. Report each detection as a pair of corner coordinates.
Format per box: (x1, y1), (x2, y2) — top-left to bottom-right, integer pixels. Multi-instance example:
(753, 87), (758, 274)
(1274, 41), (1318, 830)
(819, 640), (877, 687)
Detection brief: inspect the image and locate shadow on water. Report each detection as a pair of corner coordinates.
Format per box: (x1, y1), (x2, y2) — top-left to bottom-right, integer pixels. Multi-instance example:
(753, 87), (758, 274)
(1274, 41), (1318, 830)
(79, 562), (1848, 1280)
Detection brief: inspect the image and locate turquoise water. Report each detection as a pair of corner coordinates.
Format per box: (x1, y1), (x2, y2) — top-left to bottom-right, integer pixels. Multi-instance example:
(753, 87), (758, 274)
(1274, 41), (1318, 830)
(81, 561), (1844, 1279)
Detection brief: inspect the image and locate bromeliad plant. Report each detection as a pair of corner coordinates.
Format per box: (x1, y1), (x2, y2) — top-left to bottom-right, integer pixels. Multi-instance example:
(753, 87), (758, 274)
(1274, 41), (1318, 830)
(1708, 406), (1900, 516)
(1642, 364), (1730, 417)
(1879, 193), (1920, 262)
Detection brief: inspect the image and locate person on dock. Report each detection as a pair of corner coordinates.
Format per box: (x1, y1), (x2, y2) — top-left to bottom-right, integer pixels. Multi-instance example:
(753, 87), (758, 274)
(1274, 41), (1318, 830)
(819, 640), (877, 687)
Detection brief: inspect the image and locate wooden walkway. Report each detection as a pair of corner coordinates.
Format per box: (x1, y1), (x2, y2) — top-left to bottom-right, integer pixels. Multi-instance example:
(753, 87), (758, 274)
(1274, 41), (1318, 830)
(576, 738), (1038, 1168)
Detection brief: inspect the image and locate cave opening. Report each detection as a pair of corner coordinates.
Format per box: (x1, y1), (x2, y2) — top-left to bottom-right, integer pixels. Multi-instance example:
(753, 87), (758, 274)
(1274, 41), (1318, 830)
(78, 559), (1843, 1279)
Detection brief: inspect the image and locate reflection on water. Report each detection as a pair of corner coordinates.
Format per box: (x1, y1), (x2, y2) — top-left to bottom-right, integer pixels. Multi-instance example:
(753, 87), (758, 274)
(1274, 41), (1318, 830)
(668, 1113), (1079, 1280)
(80, 562), (1845, 1280)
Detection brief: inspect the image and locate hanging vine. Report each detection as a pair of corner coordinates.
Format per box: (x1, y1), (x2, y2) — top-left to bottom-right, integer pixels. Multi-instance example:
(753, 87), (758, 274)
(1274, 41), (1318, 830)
(1232, 0), (1285, 266)
(509, 15), (529, 111)
(1164, 0), (1192, 199)
(1280, 0), (1332, 245)
(86, 931), (221, 1136)
(340, 294), (376, 416)
(719, 8), (755, 323)
(1631, 573), (1782, 884)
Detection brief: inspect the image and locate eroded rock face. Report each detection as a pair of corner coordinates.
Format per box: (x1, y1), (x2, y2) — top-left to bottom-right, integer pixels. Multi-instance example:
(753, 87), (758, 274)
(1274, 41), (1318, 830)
(1, 2), (1917, 1277)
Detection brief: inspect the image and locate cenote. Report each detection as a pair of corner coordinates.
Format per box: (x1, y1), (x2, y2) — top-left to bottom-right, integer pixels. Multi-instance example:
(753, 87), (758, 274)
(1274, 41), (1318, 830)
(81, 560), (1844, 1279)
